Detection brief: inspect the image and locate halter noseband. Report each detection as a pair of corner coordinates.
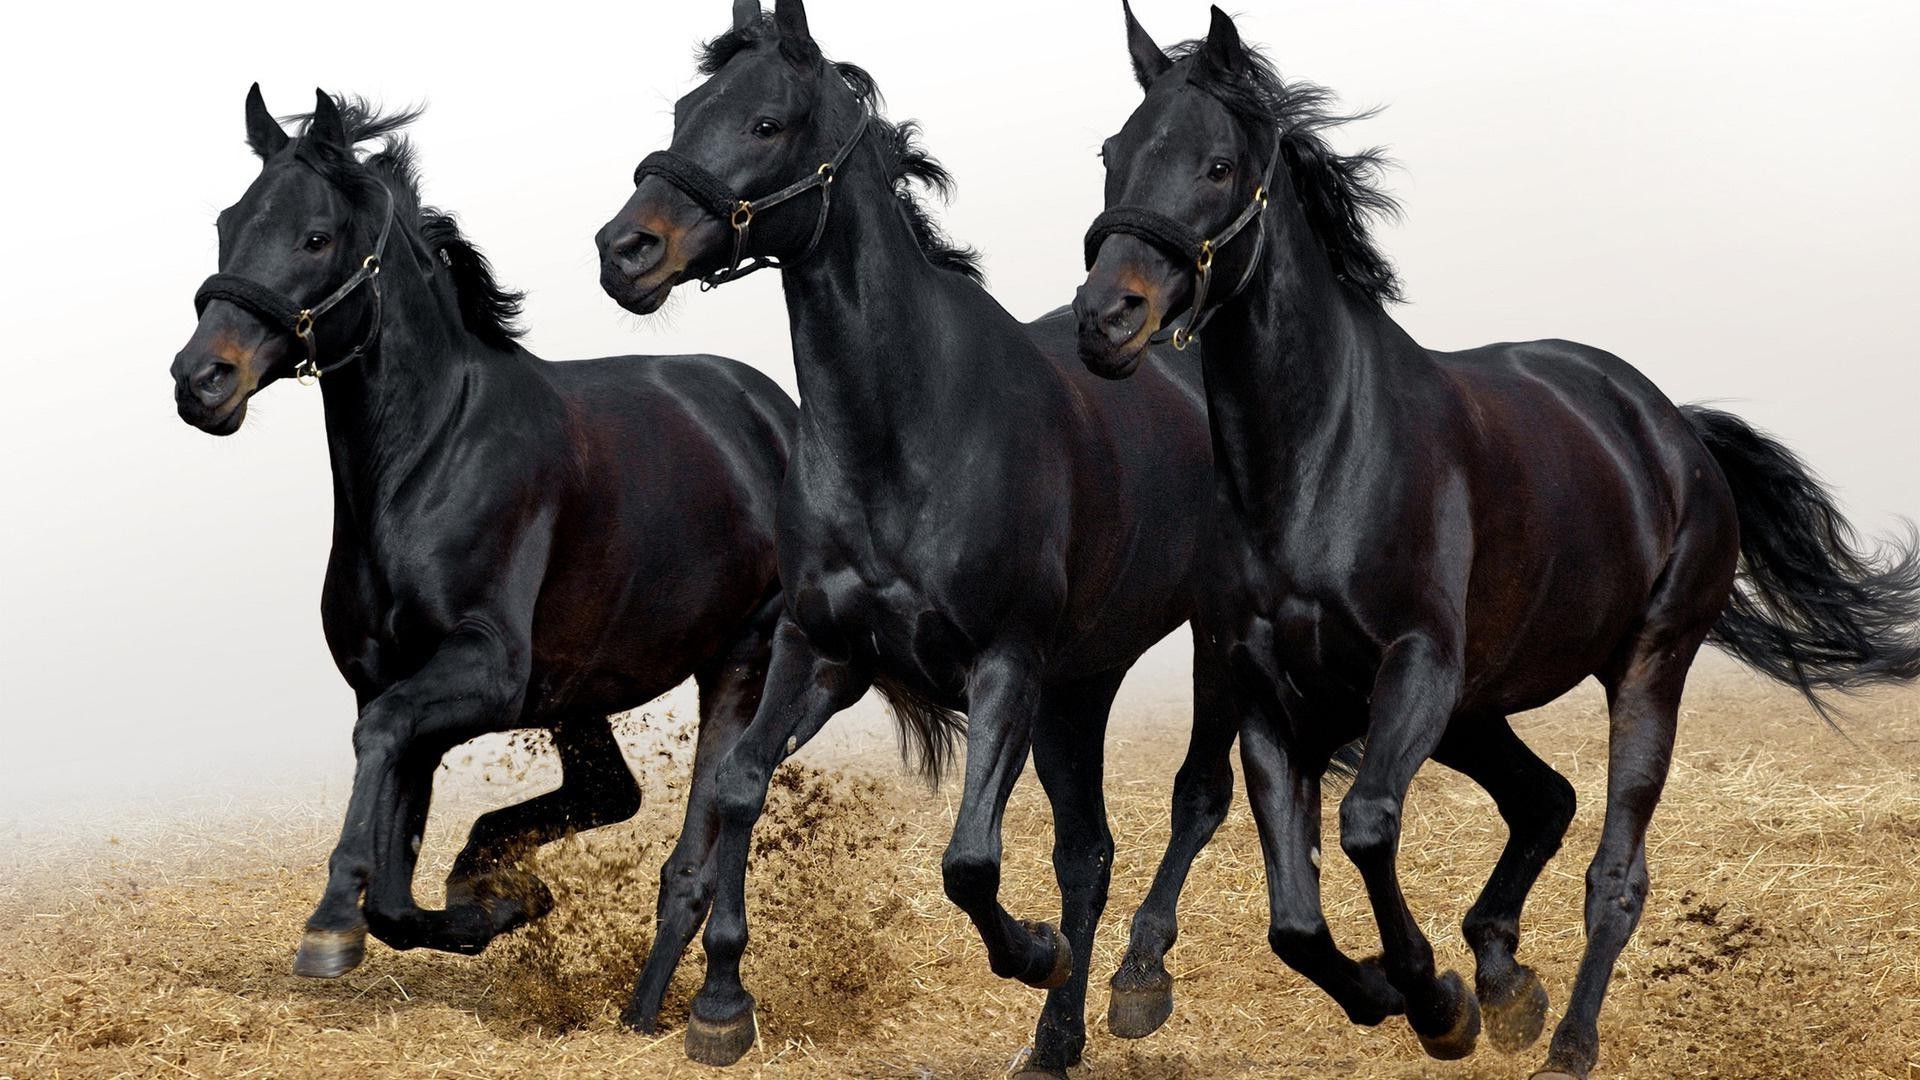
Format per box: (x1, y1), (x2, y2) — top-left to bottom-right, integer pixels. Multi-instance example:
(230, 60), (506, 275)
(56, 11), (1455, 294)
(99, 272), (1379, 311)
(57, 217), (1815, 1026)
(629, 110), (870, 290)
(1082, 140), (1282, 351)
(192, 183), (397, 384)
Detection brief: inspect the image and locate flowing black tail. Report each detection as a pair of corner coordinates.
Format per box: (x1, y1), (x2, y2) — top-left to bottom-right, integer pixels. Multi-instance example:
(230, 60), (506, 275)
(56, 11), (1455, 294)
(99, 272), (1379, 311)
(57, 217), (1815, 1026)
(1685, 405), (1920, 719)
(872, 672), (967, 785)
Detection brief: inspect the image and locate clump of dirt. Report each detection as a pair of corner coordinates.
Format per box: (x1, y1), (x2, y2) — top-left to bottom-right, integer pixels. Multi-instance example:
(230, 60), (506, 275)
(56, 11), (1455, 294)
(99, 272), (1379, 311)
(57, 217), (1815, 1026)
(1646, 892), (1769, 981)
(484, 762), (913, 1045)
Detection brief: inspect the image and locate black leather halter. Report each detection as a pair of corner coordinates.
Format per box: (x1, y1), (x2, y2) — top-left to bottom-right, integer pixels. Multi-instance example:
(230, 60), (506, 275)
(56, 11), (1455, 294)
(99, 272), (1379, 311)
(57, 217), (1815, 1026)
(1083, 140), (1283, 351)
(630, 110), (870, 289)
(193, 184), (397, 383)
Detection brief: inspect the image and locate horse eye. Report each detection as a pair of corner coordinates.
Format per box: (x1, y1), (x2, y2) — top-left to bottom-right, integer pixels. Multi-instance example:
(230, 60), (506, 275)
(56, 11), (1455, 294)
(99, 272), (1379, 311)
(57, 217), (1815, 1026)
(751, 118), (783, 138)
(304, 232), (332, 252)
(1207, 160), (1234, 182)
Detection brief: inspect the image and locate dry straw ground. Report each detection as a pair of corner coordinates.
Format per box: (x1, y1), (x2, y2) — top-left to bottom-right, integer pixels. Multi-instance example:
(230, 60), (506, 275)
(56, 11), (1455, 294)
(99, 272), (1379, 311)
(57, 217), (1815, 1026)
(2, 669), (1916, 1078)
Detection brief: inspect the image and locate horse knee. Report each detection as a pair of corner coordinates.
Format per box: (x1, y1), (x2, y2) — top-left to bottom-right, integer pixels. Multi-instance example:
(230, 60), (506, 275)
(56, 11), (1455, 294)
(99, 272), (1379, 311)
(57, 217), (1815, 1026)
(1268, 918), (1332, 970)
(351, 705), (412, 760)
(711, 761), (769, 828)
(1338, 793), (1402, 865)
(941, 847), (1002, 912)
(1173, 762), (1233, 821)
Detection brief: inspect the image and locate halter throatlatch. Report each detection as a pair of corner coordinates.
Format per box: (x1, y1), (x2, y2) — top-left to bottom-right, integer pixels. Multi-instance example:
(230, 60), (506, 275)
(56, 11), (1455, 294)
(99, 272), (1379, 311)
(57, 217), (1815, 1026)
(1083, 140), (1283, 350)
(193, 184), (397, 384)
(629, 110), (870, 290)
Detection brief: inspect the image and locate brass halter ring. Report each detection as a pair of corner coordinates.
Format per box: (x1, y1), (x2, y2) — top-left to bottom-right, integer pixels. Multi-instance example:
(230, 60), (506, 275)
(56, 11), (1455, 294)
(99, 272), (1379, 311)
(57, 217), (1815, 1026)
(730, 201), (755, 230)
(1196, 240), (1215, 273)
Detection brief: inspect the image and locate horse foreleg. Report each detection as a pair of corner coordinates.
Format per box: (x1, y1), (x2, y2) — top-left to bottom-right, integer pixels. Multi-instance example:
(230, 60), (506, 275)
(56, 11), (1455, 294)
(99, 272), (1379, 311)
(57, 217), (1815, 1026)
(676, 616), (869, 1065)
(1240, 706), (1405, 1025)
(293, 622), (529, 977)
(622, 596), (777, 1034)
(1338, 632), (1481, 1059)
(938, 649), (1069, 993)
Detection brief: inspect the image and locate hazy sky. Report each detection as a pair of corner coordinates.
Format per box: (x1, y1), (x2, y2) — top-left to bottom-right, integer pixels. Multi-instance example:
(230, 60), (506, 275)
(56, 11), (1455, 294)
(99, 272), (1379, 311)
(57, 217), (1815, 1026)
(2, 0), (1915, 823)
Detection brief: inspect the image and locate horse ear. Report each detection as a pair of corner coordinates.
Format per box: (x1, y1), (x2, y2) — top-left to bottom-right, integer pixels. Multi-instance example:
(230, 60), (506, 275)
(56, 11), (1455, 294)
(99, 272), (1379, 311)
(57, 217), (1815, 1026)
(733, 0), (759, 30)
(773, 0), (812, 46)
(244, 82), (289, 159)
(1204, 5), (1245, 72)
(1123, 0), (1172, 89)
(307, 88), (346, 148)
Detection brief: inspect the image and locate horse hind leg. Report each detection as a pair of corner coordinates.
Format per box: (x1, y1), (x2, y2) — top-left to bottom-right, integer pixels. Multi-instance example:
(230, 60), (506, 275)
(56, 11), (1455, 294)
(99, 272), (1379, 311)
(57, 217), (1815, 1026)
(1536, 617), (1710, 1080)
(1433, 714), (1575, 1054)
(1018, 669), (1125, 1079)
(431, 714), (644, 952)
(1109, 640), (1239, 1039)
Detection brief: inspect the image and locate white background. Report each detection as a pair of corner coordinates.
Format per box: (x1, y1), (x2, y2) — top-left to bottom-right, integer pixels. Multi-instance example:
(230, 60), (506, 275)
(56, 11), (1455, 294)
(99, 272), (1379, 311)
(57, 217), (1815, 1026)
(2, 1), (1915, 827)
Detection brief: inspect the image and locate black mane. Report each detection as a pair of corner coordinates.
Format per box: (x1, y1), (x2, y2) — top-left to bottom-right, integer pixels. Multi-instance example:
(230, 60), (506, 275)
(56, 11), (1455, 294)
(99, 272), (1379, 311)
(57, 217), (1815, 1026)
(1171, 40), (1403, 306)
(290, 97), (528, 348)
(697, 17), (985, 283)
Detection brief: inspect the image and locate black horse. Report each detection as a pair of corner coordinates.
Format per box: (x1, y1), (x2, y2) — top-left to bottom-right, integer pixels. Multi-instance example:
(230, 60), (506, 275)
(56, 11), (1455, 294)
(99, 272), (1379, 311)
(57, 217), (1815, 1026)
(595, 2), (1221, 1074)
(171, 86), (798, 981)
(1075, 8), (1920, 1079)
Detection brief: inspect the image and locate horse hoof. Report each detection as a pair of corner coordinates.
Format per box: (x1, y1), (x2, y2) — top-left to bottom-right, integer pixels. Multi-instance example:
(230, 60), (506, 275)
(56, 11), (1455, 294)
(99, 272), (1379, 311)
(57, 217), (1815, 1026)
(1013, 1067), (1069, 1079)
(685, 1000), (757, 1066)
(1530, 1072), (1583, 1080)
(1108, 973), (1174, 1038)
(447, 868), (554, 932)
(1414, 970), (1481, 1061)
(1483, 965), (1550, 1053)
(1021, 921), (1073, 990)
(292, 926), (367, 979)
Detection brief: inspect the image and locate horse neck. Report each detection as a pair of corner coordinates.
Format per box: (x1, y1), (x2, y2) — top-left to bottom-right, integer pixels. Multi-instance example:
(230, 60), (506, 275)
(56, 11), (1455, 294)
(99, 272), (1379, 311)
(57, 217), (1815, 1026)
(1201, 193), (1400, 521)
(317, 231), (479, 519)
(777, 146), (983, 469)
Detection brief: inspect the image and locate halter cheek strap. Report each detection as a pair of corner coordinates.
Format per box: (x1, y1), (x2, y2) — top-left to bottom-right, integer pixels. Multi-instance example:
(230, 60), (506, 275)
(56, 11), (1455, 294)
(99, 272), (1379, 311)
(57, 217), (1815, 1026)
(1083, 140), (1282, 350)
(193, 183), (397, 384)
(629, 110), (870, 289)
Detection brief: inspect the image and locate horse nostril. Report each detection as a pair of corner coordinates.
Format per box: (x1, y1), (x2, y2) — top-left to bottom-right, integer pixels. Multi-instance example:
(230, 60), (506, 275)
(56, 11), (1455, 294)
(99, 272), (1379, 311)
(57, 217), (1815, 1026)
(611, 228), (663, 272)
(193, 361), (237, 405)
(1101, 293), (1148, 343)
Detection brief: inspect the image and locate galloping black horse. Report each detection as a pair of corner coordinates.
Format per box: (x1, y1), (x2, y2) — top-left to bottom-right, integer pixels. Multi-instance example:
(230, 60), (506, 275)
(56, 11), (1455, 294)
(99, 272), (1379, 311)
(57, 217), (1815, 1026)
(595, 2), (1219, 1073)
(1075, 8), (1920, 1079)
(171, 86), (797, 980)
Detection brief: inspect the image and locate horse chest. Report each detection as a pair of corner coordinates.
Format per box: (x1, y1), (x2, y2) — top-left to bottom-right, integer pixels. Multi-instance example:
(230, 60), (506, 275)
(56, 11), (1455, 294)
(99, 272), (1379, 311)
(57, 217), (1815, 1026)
(320, 531), (476, 688)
